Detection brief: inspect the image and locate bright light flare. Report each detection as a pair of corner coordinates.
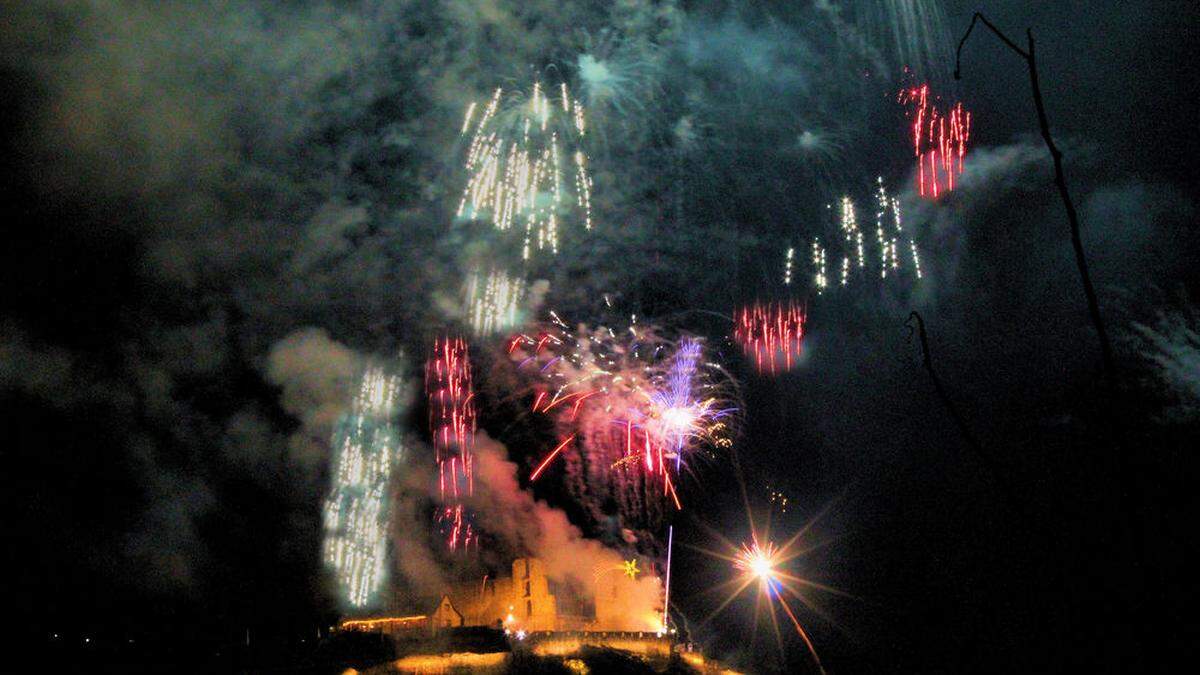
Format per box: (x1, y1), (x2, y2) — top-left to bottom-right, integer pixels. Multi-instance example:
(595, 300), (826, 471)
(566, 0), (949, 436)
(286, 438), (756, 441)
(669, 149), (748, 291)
(697, 506), (847, 675)
(736, 540), (780, 587)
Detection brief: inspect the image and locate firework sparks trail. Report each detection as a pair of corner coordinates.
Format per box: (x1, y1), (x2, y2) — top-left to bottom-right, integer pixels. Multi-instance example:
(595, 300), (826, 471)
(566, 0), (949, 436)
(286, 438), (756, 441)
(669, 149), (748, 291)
(831, 196), (865, 288)
(841, 196), (865, 271)
(663, 525), (674, 631)
(508, 316), (736, 524)
(812, 180), (925, 294)
(464, 266), (528, 335)
(811, 238), (827, 294)
(322, 366), (404, 608)
(900, 83), (971, 199)
(425, 338), (477, 550)
(874, 177), (922, 280)
(456, 82), (594, 260)
(733, 301), (808, 374)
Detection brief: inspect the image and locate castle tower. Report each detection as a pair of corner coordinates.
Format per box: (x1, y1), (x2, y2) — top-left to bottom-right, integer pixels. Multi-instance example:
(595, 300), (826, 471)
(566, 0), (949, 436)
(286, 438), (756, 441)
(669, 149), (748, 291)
(511, 558), (557, 631)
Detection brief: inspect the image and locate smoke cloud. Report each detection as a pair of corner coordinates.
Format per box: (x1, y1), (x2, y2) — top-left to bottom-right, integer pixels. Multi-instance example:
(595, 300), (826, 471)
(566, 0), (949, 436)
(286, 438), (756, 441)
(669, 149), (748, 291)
(471, 433), (663, 623)
(267, 328), (362, 469)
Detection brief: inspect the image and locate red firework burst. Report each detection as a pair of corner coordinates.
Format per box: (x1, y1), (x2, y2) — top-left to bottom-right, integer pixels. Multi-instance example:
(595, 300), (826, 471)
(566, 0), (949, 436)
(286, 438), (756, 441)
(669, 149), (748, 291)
(425, 337), (476, 550)
(733, 301), (807, 374)
(900, 83), (972, 199)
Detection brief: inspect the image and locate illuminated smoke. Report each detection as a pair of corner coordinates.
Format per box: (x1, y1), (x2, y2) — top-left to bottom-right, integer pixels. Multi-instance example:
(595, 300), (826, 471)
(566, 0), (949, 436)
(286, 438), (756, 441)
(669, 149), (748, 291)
(456, 82), (593, 261)
(470, 435), (666, 630)
(322, 365), (404, 609)
(426, 337), (477, 551)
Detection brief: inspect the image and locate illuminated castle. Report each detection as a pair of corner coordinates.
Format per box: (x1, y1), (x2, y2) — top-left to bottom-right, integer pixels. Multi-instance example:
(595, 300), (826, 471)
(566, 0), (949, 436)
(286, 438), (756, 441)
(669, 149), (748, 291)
(342, 557), (662, 634)
(433, 558), (563, 632)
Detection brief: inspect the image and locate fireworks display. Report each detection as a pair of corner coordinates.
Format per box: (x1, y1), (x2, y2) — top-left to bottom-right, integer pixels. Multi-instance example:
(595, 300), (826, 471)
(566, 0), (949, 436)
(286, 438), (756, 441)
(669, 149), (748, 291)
(840, 196), (865, 280)
(508, 313), (736, 527)
(25, 1), (1183, 671)
(456, 82), (594, 261)
(322, 366), (404, 609)
(812, 238), (828, 294)
(804, 176), (924, 296)
(900, 83), (972, 199)
(464, 266), (528, 335)
(425, 337), (477, 550)
(734, 301), (807, 374)
(874, 177), (922, 280)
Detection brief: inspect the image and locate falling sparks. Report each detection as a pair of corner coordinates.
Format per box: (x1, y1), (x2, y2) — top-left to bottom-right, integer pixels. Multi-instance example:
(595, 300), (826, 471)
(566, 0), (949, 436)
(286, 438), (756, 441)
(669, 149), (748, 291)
(900, 83), (972, 199)
(768, 486), (791, 515)
(840, 196), (865, 271)
(464, 266), (527, 335)
(508, 316), (737, 524)
(812, 181), (923, 294)
(456, 83), (594, 261)
(426, 338), (477, 551)
(874, 177), (922, 280)
(811, 239), (827, 294)
(783, 246), (795, 286)
(322, 366), (404, 608)
(733, 301), (808, 374)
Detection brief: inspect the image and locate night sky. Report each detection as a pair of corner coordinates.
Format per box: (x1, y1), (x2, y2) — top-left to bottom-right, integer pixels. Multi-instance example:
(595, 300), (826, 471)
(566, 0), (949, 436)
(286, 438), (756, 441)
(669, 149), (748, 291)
(3, 1), (1198, 672)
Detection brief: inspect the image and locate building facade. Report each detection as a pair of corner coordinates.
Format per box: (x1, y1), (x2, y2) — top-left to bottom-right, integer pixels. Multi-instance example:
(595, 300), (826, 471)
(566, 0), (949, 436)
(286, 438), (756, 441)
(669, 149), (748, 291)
(342, 556), (661, 635)
(433, 558), (558, 632)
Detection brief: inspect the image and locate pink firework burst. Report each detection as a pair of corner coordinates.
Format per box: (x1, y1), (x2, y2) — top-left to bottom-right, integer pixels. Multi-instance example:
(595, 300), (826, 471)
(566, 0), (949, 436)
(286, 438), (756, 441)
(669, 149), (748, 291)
(733, 301), (807, 374)
(507, 315), (736, 526)
(899, 83), (972, 199)
(425, 337), (477, 550)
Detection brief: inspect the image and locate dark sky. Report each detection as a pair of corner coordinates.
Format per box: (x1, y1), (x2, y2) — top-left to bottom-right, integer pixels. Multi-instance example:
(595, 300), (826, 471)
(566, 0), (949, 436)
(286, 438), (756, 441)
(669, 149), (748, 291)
(2, 1), (1197, 672)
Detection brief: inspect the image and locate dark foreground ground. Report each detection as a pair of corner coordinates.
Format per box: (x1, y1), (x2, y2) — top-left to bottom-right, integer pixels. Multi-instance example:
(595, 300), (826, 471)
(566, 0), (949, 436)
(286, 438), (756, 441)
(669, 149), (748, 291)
(31, 627), (742, 674)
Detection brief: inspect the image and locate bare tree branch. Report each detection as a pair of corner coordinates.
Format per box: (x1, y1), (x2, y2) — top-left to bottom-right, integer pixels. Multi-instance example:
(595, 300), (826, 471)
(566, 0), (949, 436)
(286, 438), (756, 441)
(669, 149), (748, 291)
(906, 311), (1018, 516)
(955, 13), (1154, 667)
(956, 12), (1116, 391)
